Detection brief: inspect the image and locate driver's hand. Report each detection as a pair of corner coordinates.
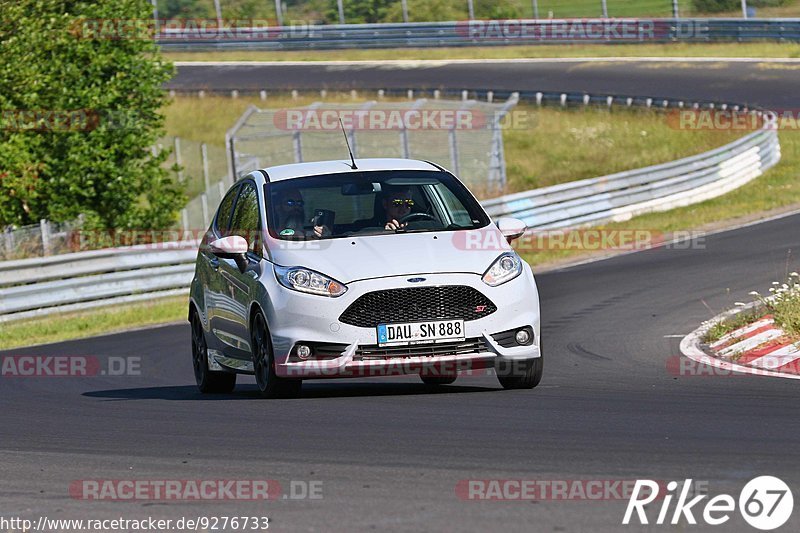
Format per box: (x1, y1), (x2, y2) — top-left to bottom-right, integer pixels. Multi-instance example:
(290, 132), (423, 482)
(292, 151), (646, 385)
(385, 219), (407, 231)
(313, 225), (329, 238)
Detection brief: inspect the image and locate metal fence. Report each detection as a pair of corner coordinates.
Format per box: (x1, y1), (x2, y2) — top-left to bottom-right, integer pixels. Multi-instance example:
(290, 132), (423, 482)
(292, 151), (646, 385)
(225, 95), (519, 195)
(150, 1), (771, 27)
(157, 18), (800, 51)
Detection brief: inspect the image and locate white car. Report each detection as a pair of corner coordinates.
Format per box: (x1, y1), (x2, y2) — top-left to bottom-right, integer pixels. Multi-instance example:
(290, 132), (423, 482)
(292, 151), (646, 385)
(188, 158), (542, 397)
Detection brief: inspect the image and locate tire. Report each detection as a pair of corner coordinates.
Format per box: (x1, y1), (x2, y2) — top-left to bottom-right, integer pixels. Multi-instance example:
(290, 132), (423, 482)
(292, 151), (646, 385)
(420, 375), (457, 386)
(191, 310), (236, 394)
(252, 314), (302, 399)
(496, 352), (543, 390)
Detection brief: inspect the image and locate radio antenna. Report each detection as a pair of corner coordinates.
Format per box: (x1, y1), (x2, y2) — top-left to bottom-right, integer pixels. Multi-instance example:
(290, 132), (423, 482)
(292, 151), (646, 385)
(339, 117), (358, 170)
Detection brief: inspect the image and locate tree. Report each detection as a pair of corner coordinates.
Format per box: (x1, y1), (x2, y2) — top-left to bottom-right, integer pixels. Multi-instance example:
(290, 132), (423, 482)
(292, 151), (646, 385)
(0, 0), (184, 229)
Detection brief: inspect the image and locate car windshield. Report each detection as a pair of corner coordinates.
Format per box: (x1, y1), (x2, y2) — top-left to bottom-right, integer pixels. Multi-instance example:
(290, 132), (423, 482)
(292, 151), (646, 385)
(266, 170), (490, 240)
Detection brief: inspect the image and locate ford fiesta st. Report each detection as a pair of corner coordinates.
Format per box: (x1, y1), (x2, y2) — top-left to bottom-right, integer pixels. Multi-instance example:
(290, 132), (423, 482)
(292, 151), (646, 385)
(188, 158), (542, 397)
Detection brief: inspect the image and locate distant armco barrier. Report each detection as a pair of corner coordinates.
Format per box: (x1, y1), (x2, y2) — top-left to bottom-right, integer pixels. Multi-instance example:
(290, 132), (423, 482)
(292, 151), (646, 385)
(154, 18), (800, 51)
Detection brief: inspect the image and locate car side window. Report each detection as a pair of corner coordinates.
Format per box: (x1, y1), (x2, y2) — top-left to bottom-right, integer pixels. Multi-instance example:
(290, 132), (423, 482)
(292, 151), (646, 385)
(215, 185), (240, 237)
(229, 182), (262, 256)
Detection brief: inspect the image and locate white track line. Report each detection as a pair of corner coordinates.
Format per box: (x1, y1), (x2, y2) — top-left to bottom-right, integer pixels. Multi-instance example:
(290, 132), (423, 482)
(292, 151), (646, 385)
(710, 317), (774, 349)
(173, 58), (800, 67)
(749, 344), (800, 370)
(719, 329), (784, 357)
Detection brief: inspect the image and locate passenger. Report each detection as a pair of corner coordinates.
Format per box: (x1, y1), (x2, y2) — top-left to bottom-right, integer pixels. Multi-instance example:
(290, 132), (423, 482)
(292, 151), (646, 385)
(274, 188), (327, 238)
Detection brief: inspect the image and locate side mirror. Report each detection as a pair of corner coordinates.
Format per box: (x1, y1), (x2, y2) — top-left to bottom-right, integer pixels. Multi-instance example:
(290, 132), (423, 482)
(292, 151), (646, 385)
(209, 236), (249, 272)
(496, 217), (526, 244)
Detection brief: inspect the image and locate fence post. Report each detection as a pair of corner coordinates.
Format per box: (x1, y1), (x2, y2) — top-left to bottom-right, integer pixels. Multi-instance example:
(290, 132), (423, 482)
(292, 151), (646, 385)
(293, 131), (303, 163)
(401, 0), (409, 23)
(467, 0), (475, 20)
(337, 0), (345, 24)
(181, 209), (189, 232)
(601, 0), (608, 18)
(532, 0), (539, 19)
(274, 0), (283, 26)
(40, 219), (51, 256)
(213, 0), (222, 28)
(488, 93), (519, 194)
(3, 226), (13, 257)
(201, 142), (211, 192)
(201, 193), (209, 227)
(174, 137), (184, 182)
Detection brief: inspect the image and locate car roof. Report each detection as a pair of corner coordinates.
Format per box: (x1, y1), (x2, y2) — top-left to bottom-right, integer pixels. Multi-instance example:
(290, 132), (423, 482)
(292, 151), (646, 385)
(261, 158), (442, 182)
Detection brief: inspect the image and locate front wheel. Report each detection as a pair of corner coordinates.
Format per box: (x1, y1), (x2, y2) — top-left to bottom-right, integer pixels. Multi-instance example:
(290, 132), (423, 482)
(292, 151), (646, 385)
(191, 310), (236, 394)
(496, 353), (543, 390)
(252, 314), (302, 399)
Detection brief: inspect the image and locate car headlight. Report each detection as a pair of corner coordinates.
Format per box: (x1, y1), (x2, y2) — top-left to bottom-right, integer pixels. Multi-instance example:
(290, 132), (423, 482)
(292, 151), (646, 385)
(482, 252), (523, 287)
(274, 265), (348, 297)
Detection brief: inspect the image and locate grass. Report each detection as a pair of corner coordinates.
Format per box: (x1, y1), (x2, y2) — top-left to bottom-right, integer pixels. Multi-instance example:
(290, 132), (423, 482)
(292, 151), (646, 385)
(516, 128), (800, 267)
(753, 273), (800, 338)
(163, 42), (800, 63)
(0, 297), (187, 351)
(703, 308), (763, 343)
(163, 93), (741, 196)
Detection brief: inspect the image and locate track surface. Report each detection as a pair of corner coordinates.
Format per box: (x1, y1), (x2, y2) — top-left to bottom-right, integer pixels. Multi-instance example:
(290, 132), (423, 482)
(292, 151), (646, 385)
(3, 60), (800, 532)
(4, 214), (800, 532)
(168, 59), (800, 109)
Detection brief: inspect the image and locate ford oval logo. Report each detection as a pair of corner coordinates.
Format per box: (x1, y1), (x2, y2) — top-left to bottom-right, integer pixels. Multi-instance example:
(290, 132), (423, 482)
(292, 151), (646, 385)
(407, 277), (426, 283)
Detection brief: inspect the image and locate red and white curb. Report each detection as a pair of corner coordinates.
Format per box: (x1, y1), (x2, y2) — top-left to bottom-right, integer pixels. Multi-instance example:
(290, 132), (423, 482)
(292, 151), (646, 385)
(680, 309), (800, 380)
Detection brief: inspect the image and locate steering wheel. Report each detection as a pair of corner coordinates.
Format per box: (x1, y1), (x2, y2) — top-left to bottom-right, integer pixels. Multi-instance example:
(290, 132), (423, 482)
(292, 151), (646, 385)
(398, 212), (436, 224)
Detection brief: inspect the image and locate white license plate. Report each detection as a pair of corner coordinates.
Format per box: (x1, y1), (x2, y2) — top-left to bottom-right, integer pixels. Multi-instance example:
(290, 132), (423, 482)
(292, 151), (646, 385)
(377, 320), (465, 347)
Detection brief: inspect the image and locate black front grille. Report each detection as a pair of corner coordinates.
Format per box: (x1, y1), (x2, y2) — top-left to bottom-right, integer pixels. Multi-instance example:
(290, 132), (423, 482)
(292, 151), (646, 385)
(356, 338), (486, 360)
(339, 285), (497, 328)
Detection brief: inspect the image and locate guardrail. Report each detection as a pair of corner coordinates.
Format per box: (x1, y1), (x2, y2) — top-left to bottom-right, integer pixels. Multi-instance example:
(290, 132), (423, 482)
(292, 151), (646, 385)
(157, 18), (800, 51)
(0, 90), (782, 322)
(483, 126), (780, 228)
(0, 244), (198, 322)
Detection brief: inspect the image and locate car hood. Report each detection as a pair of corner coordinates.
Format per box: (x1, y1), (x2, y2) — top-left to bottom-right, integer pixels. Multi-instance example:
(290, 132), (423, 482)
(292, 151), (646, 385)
(267, 227), (513, 284)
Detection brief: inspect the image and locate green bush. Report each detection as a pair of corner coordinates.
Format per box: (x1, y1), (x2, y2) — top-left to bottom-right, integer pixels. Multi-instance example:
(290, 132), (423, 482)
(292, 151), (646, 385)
(0, 0), (184, 229)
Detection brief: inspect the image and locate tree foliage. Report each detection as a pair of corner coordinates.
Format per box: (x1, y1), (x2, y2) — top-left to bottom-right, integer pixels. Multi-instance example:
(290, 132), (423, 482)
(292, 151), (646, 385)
(0, 0), (183, 229)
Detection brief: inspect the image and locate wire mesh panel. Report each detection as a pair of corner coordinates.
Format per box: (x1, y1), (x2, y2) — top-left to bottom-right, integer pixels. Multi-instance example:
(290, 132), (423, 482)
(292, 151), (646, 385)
(227, 96), (519, 197)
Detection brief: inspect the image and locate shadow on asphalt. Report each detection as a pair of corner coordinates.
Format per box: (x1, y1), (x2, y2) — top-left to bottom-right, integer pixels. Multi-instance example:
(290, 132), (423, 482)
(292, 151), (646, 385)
(82, 382), (501, 401)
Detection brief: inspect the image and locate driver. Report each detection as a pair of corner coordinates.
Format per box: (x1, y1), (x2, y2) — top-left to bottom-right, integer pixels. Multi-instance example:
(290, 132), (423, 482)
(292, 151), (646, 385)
(382, 186), (415, 231)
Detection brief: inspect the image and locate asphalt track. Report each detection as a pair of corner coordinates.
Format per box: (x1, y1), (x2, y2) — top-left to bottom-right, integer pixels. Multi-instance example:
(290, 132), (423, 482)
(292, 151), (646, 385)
(168, 59), (800, 109)
(3, 60), (800, 532)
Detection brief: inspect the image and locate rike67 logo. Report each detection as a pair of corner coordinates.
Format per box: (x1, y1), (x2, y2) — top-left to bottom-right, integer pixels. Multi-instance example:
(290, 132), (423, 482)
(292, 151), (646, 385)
(623, 477), (793, 530)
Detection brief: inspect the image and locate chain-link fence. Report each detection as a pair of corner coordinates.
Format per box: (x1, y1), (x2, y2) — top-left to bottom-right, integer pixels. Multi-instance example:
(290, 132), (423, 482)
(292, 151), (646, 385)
(150, 1), (768, 26)
(226, 95), (518, 200)
(0, 219), (85, 261)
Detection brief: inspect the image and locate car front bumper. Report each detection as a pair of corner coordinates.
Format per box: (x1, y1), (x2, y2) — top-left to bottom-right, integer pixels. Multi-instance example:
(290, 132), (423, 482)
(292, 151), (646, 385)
(262, 268), (541, 380)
